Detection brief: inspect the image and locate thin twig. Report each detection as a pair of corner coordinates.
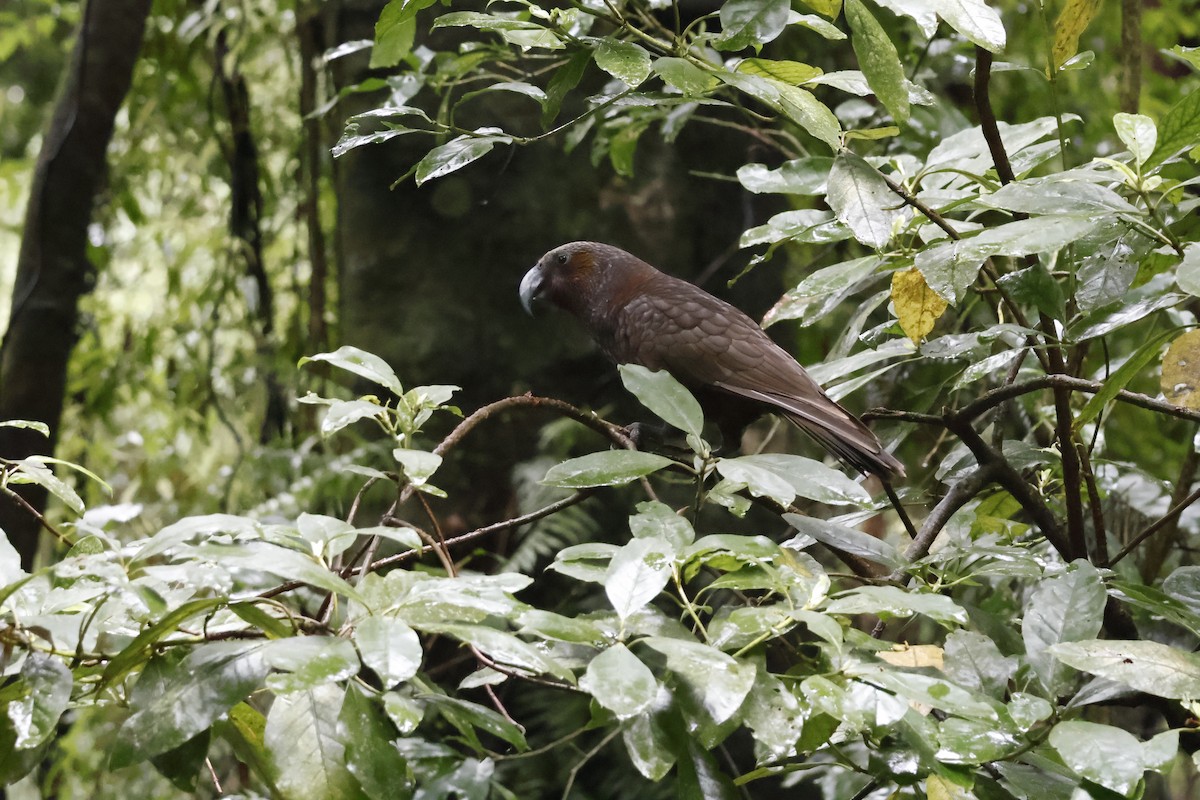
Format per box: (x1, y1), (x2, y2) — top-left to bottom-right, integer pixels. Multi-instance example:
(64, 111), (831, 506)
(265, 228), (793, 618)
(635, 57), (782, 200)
(1110, 484), (1200, 566)
(366, 491), (595, 574)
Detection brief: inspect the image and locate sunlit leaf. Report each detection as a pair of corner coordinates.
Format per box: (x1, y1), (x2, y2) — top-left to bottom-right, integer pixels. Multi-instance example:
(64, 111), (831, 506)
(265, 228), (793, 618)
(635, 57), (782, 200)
(827, 151), (903, 248)
(892, 267), (948, 343)
(845, 0), (909, 123)
(1145, 85), (1200, 170)
(265, 684), (363, 800)
(354, 616), (422, 688)
(112, 642), (272, 767)
(300, 346), (403, 394)
(619, 364), (703, 437)
(594, 39), (651, 87)
(1050, 0), (1099, 68)
(605, 537), (675, 621)
(716, 0), (790, 51)
(542, 450), (675, 488)
(1114, 112), (1158, 166)
(579, 644), (658, 719)
(414, 130), (511, 185)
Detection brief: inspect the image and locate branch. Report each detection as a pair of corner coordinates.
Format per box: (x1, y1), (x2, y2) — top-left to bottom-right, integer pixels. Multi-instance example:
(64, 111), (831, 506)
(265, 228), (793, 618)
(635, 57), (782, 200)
(951, 374), (1200, 425)
(366, 490), (596, 574)
(901, 465), (997, 566)
(1110, 484), (1200, 567)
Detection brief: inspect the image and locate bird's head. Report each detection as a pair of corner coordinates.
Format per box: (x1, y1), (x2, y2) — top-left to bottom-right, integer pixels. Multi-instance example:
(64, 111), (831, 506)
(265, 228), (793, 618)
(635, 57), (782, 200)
(520, 241), (651, 319)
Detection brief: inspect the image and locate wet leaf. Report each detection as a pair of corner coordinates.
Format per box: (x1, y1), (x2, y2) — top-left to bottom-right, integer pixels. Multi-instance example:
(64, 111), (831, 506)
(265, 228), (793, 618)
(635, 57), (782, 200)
(892, 267), (948, 343)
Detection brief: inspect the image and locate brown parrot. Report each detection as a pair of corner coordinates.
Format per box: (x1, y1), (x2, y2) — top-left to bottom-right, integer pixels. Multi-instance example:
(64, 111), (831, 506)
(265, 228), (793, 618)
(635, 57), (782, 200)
(519, 241), (904, 480)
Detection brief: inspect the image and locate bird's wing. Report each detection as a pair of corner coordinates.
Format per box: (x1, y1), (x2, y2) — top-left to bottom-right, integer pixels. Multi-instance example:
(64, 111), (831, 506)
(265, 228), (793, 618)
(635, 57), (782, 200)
(613, 275), (903, 477)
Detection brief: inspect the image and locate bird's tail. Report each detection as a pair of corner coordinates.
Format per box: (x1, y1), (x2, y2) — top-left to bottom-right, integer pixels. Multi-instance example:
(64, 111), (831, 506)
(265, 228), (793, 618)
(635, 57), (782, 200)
(782, 411), (905, 480)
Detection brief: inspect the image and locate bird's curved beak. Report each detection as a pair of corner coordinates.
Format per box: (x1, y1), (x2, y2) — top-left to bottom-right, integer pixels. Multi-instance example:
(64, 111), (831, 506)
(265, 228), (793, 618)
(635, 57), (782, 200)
(519, 264), (545, 316)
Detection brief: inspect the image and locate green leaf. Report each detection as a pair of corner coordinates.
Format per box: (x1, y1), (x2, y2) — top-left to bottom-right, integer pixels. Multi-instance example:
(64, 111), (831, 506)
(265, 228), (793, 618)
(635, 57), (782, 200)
(737, 157), (833, 195)
(715, 457), (797, 506)
(579, 644), (658, 719)
(942, 631), (1016, 699)
(763, 256), (881, 327)
(6, 655), (71, 750)
(594, 39), (651, 87)
(547, 542), (619, 583)
(995, 262), (1065, 319)
(112, 642), (273, 767)
(414, 131), (511, 186)
(642, 637), (756, 723)
(517, 609), (607, 645)
(300, 346), (403, 395)
(215, 703), (279, 795)
(393, 448), (442, 490)
(0, 419), (48, 436)
(195, 541), (364, 602)
(354, 616), (422, 688)
(916, 215), (1098, 304)
(263, 636), (360, 694)
(605, 537), (675, 621)
(979, 177), (1138, 216)
(266, 684), (366, 800)
(716, 0), (790, 51)
(776, 84), (843, 151)
(544, 48), (591, 126)
(790, 12), (847, 39)
(845, 0), (909, 123)
(1109, 579), (1200, 638)
(825, 585), (969, 626)
(618, 364), (704, 437)
(851, 666), (999, 720)
(1049, 639), (1200, 699)
(827, 151), (904, 249)
(622, 713), (676, 780)
(629, 501), (695, 548)
(340, 685), (410, 800)
(783, 513), (902, 568)
(927, 0), (1006, 52)
(101, 597), (229, 688)
(371, 0), (433, 68)
(542, 450), (675, 488)
(1114, 112), (1158, 166)
(1145, 85), (1200, 170)
(7, 459), (83, 515)
(1075, 327), (1177, 430)
(317, 399), (385, 437)
(1023, 560), (1106, 695)
(1049, 720), (1150, 795)
(654, 57), (720, 95)
(737, 58), (822, 85)
(717, 71), (841, 151)
(422, 694), (528, 752)
(1175, 242), (1200, 296)
(422, 623), (574, 683)
(150, 731), (211, 794)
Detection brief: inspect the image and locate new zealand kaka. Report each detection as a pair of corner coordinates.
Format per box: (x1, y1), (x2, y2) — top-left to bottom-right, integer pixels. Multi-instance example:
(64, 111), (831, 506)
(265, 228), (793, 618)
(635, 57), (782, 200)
(519, 241), (904, 480)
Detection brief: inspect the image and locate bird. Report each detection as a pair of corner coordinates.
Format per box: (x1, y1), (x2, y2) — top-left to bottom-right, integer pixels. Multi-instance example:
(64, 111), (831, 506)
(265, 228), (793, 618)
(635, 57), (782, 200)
(519, 241), (904, 480)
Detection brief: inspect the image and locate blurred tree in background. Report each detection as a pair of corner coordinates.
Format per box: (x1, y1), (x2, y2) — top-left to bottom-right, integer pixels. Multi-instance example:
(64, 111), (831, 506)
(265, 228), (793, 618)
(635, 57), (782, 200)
(2, 0), (1200, 797)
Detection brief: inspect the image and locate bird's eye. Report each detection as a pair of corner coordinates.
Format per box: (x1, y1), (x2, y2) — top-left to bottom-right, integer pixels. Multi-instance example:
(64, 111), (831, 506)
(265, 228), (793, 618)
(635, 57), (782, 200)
(557, 252), (569, 265)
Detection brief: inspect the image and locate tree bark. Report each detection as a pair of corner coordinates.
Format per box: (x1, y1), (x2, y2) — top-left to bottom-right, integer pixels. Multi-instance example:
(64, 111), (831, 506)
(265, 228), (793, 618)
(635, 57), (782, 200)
(0, 0), (152, 569)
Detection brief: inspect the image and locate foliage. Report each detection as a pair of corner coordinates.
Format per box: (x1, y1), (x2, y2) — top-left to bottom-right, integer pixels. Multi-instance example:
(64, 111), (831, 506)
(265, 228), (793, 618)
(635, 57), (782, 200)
(5, 0), (1200, 798)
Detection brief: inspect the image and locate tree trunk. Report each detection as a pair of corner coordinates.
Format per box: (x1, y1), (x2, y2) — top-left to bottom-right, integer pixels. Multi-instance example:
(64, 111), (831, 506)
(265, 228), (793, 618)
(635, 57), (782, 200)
(0, 0), (152, 569)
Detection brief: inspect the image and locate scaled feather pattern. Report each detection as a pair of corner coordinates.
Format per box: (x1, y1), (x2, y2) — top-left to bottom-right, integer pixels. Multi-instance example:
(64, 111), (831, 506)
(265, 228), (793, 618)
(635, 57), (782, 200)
(520, 241), (904, 479)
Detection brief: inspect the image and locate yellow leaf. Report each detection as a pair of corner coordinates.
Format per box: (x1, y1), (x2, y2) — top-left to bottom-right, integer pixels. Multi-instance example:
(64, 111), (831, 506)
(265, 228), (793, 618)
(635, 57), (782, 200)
(877, 644), (944, 669)
(1051, 0), (1102, 69)
(1161, 329), (1200, 409)
(927, 773), (971, 800)
(737, 58), (823, 86)
(891, 268), (948, 344)
(800, 0), (842, 19)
